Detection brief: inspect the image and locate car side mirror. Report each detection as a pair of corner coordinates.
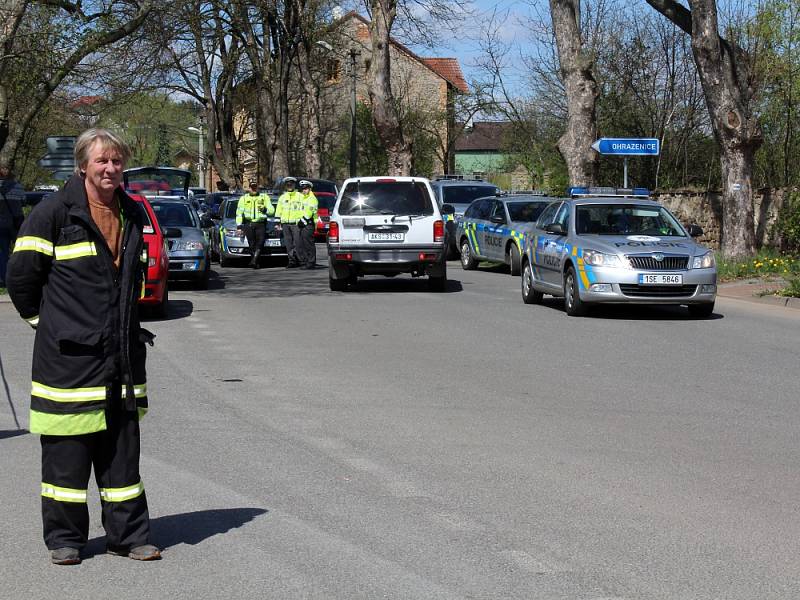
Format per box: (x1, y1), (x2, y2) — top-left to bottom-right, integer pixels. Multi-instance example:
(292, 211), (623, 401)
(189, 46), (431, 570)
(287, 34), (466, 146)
(490, 215), (505, 224)
(441, 203), (455, 215)
(164, 227), (183, 238)
(688, 224), (703, 237)
(544, 222), (566, 235)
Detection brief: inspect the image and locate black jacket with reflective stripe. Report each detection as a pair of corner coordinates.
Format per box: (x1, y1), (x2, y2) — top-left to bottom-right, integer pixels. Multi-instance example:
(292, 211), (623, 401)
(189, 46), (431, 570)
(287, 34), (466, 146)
(7, 175), (149, 427)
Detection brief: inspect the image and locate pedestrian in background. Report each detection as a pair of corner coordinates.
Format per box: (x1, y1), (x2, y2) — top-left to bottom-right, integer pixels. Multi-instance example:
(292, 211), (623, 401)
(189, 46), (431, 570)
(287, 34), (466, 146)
(297, 179), (318, 269)
(6, 128), (160, 565)
(0, 166), (25, 287)
(236, 181), (274, 269)
(275, 176), (303, 268)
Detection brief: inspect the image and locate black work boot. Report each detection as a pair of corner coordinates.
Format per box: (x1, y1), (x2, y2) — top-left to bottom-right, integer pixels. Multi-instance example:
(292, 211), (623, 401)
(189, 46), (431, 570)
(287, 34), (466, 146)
(50, 547), (81, 565)
(252, 250), (261, 269)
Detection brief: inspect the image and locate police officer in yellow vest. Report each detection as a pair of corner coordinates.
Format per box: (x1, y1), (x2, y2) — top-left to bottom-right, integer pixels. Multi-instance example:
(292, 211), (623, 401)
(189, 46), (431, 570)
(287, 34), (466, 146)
(236, 181), (274, 269)
(275, 177), (303, 268)
(297, 179), (319, 269)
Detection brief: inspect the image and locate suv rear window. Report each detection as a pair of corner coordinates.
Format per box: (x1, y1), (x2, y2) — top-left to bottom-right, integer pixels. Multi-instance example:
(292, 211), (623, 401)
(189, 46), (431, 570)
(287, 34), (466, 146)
(339, 181), (434, 216)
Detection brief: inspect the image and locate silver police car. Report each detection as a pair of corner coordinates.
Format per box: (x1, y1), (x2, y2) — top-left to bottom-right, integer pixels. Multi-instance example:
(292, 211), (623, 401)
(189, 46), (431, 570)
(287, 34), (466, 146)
(519, 188), (717, 317)
(456, 194), (554, 275)
(217, 196), (286, 267)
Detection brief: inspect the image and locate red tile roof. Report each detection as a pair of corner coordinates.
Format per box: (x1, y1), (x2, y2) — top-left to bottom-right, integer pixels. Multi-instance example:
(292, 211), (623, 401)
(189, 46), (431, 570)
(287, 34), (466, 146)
(421, 59), (469, 94)
(338, 12), (469, 94)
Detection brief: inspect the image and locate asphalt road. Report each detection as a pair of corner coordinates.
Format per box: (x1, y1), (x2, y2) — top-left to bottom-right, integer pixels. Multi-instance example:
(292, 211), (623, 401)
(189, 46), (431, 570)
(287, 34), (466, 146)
(1, 249), (799, 600)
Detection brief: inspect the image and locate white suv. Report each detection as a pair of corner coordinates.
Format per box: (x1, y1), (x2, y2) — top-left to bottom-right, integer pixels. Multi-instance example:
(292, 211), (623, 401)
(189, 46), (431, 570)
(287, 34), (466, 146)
(327, 176), (449, 291)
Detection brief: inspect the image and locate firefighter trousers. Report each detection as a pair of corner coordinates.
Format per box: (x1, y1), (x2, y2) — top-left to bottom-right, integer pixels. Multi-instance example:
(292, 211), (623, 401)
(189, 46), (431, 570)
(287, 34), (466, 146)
(40, 407), (152, 551)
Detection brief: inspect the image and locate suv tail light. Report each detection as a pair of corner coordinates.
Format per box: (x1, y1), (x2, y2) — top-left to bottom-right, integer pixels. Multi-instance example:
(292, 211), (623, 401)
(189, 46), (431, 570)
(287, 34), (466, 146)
(328, 220), (339, 243)
(433, 219), (444, 243)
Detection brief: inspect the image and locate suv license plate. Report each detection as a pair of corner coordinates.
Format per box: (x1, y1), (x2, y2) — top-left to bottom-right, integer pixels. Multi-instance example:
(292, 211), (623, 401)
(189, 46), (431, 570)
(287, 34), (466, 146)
(639, 273), (682, 285)
(265, 239), (281, 247)
(367, 232), (404, 242)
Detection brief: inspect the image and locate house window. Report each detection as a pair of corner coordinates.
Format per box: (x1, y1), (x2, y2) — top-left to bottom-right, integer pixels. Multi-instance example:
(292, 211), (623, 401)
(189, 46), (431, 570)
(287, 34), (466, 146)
(473, 171), (485, 181)
(326, 59), (341, 83)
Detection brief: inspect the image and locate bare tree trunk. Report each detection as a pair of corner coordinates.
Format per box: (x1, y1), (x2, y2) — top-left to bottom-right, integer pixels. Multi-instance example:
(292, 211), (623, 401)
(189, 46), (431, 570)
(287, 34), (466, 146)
(297, 39), (322, 178)
(549, 0), (599, 187)
(0, 0), (28, 163)
(646, 0), (762, 256)
(367, 0), (412, 176)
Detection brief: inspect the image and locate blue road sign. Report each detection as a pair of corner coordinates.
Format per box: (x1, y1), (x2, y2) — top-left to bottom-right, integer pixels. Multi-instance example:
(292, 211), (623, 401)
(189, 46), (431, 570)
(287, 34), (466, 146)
(591, 138), (660, 156)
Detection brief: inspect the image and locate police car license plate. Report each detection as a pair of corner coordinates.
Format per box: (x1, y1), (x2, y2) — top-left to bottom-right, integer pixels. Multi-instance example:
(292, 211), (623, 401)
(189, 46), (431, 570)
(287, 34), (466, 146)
(265, 239), (281, 247)
(367, 232), (404, 242)
(639, 273), (682, 285)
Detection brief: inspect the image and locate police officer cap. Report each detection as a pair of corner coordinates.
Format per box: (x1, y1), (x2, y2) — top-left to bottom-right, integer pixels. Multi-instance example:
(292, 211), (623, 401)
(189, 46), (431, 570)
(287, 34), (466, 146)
(299, 179), (313, 189)
(283, 177), (297, 185)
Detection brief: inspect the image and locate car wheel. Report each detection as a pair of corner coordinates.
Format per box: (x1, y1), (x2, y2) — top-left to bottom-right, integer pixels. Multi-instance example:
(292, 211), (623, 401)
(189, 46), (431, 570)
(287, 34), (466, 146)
(329, 276), (348, 291)
(564, 266), (587, 316)
(220, 253), (232, 267)
(460, 238), (478, 270)
(508, 244), (521, 276)
(521, 260), (543, 305)
(196, 263), (210, 290)
(688, 302), (714, 318)
(154, 284), (169, 318)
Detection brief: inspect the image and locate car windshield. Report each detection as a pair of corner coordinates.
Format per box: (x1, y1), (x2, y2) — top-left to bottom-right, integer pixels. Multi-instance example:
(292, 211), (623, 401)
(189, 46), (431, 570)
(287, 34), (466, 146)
(339, 181), (434, 216)
(224, 199), (239, 219)
(507, 201), (549, 222)
(151, 202), (196, 228)
(442, 185), (498, 204)
(575, 204), (686, 236)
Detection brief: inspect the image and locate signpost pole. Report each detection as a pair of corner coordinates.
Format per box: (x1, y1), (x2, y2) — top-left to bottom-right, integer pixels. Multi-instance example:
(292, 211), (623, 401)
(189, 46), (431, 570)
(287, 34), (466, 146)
(624, 157), (628, 188)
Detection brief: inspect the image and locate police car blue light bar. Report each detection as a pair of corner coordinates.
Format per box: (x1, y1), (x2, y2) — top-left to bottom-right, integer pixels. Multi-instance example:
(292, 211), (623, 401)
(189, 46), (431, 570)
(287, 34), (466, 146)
(568, 187), (650, 198)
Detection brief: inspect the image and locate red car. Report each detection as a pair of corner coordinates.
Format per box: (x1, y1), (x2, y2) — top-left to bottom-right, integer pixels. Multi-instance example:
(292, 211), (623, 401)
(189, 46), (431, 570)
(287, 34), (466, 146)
(131, 194), (170, 316)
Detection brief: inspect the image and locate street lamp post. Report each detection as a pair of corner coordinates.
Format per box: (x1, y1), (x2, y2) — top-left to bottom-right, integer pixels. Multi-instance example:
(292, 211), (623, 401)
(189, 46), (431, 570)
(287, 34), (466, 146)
(349, 48), (360, 178)
(187, 125), (205, 189)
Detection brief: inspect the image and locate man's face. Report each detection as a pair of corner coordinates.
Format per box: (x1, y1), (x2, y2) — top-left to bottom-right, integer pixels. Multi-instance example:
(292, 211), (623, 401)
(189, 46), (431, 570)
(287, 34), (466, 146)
(285, 181), (295, 192)
(83, 141), (124, 197)
(249, 186), (258, 195)
(300, 186), (311, 194)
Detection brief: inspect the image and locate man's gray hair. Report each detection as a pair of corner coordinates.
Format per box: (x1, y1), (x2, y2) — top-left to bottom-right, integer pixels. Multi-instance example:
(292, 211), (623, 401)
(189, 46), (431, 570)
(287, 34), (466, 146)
(74, 128), (131, 174)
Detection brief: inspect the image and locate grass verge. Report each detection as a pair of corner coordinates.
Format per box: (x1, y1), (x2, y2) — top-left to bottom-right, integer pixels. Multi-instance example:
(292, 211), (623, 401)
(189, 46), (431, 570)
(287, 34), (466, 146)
(717, 250), (800, 297)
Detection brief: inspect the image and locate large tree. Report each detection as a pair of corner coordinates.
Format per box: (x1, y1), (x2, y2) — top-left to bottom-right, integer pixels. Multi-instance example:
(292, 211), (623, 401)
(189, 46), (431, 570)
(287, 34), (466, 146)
(646, 0), (763, 257)
(549, 0), (600, 186)
(366, 0), (413, 175)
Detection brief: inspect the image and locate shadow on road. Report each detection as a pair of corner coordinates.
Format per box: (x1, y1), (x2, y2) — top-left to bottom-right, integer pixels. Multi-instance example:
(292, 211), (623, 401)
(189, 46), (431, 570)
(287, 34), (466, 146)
(142, 299), (194, 322)
(0, 348), (22, 430)
(0, 429), (28, 440)
(534, 296), (724, 321)
(84, 507), (268, 556)
(347, 277), (464, 294)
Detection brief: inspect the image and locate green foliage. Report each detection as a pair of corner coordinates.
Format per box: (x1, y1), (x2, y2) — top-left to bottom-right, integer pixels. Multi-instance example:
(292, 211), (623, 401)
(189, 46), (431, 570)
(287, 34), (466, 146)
(716, 249), (800, 281)
(771, 191), (800, 252)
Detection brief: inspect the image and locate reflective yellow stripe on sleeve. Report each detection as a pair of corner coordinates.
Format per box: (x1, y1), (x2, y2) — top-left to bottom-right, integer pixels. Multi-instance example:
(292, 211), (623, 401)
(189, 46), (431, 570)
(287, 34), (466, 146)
(54, 242), (97, 260)
(99, 480), (144, 503)
(25, 315), (39, 328)
(41, 482), (88, 503)
(31, 382), (107, 403)
(14, 236), (54, 256)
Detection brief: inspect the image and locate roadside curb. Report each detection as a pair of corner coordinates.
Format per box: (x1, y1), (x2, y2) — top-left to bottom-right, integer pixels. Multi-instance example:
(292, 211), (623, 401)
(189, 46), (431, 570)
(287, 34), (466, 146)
(0, 294), (11, 304)
(716, 279), (800, 311)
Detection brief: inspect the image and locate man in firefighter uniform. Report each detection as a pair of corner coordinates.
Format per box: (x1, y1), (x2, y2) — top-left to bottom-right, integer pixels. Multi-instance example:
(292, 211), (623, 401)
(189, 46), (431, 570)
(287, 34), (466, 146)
(297, 180), (319, 269)
(236, 181), (274, 269)
(6, 128), (160, 565)
(274, 177), (303, 268)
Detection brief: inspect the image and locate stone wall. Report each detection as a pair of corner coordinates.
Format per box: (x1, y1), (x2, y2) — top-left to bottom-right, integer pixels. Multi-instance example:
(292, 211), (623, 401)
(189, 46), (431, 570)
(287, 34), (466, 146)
(652, 188), (791, 250)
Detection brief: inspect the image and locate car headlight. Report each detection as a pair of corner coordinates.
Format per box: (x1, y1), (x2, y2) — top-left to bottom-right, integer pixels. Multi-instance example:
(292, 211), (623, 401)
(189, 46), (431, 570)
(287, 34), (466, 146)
(178, 240), (205, 251)
(692, 252), (715, 269)
(583, 249), (623, 267)
(224, 228), (241, 238)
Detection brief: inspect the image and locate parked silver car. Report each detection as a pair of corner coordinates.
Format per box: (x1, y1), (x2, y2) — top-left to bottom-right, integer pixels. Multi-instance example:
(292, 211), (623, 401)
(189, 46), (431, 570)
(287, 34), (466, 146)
(217, 196), (286, 267)
(519, 188), (717, 317)
(456, 193), (555, 275)
(149, 199), (211, 289)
